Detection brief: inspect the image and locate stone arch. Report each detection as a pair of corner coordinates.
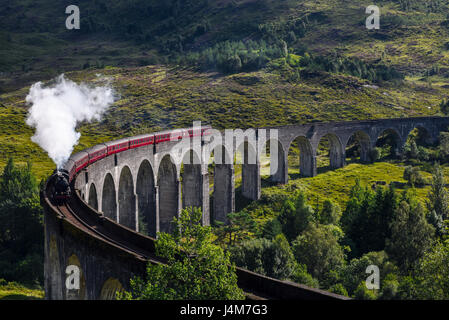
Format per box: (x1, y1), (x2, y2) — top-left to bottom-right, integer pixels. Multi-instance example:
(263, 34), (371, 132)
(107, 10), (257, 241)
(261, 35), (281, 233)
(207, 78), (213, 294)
(235, 140), (260, 200)
(181, 149), (203, 209)
(316, 133), (345, 169)
(136, 160), (156, 237)
(102, 173), (117, 221)
(88, 183), (98, 210)
(99, 278), (124, 300)
(209, 145), (235, 224)
(157, 154), (179, 234)
(375, 128), (402, 158)
(288, 136), (315, 177)
(118, 166), (136, 230)
(261, 138), (287, 184)
(66, 254), (86, 300)
(406, 125), (432, 146)
(345, 130), (371, 163)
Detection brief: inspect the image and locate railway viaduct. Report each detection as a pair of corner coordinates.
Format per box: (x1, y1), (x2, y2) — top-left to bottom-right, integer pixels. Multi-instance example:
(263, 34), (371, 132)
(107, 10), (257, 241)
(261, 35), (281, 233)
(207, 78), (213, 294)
(42, 116), (449, 300)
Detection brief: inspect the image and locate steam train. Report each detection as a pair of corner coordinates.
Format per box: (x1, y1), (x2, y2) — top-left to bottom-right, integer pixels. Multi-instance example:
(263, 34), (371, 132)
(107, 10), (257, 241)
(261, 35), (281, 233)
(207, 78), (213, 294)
(50, 169), (71, 204)
(53, 126), (212, 201)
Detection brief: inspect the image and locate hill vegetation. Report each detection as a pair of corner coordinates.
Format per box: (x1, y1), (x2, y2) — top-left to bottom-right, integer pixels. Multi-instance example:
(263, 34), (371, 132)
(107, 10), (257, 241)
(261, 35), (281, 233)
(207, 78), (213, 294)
(1, 0), (449, 299)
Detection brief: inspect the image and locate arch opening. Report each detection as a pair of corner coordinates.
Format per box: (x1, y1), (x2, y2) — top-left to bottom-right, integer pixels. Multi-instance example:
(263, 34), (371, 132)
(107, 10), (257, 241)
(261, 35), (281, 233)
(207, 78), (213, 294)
(181, 150), (203, 211)
(375, 129), (402, 160)
(261, 139), (287, 184)
(88, 183), (98, 210)
(345, 131), (371, 164)
(136, 160), (156, 237)
(235, 141), (260, 205)
(157, 155), (179, 234)
(118, 166), (136, 230)
(102, 173), (117, 221)
(287, 136), (315, 178)
(404, 126), (433, 161)
(99, 278), (124, 300)
(316, 133), (344, 172)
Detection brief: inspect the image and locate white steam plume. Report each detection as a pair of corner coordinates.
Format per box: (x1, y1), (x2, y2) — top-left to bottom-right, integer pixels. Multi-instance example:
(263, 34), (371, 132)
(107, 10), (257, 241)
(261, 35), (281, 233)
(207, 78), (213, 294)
(26, 74), (117, 168)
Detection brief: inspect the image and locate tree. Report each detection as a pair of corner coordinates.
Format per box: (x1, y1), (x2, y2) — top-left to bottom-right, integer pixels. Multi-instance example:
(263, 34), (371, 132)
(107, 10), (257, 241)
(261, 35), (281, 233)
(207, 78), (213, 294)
(403, 166), (426, 187)
(338, 251), (397, 297)
(354, 282), (377, 300)
(230, 234), (297, 280)
(261, 217), (282, 239)
(290, 263), (319, 288)
(319, 199), (342, 225)
(342, 181), (397, 257)
(0, 158), (43, 285)
(225, 55), (242, 73)
(292, 224), (345, 281)
(413, 242), (449, 299)
(278, 191), (315, 242)
(426, 163), (449, 223)
(438, 131), (449, 160)
(214, 210), (257, 247)
(120, 207), (244, 300)
(386, 192), (435, 272)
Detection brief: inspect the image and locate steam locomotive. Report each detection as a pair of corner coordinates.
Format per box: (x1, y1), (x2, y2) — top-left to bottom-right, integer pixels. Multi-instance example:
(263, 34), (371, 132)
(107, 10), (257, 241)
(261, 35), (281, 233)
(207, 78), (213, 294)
(50, 169), (71, 204)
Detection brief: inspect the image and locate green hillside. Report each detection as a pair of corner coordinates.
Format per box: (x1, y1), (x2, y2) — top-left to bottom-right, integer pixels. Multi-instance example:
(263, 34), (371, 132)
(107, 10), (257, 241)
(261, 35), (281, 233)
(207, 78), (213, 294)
(2, 0), (449, 300)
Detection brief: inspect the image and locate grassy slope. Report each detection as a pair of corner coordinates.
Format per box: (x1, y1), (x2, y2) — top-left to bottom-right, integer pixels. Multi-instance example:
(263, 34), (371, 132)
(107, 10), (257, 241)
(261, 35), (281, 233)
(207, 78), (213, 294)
(0, 0), (448, 208)
(1, 63), (448, 180)
(0, 281), (44, 300)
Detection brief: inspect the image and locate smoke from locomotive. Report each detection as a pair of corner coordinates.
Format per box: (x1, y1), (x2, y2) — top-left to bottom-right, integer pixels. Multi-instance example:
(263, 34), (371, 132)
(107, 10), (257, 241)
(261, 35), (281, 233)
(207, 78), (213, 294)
(25, 74), (117, 169)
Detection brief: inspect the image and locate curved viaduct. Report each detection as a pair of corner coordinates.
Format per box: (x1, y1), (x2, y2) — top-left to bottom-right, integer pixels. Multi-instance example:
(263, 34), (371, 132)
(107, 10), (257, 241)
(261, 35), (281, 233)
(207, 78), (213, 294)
(42, 116), (449, 300)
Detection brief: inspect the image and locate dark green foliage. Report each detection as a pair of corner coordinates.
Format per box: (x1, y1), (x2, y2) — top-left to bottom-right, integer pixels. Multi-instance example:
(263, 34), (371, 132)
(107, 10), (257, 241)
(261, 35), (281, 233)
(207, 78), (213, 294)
(369, 148), (381, 163)
(338, 251), (398, 297)
(277, 191), (315, 242)
(0, 158), (43, 286)
(319, 199), (342, 225)
(341, 180), (397, 257)
(386, 191), (435, 272)
(412, 241), (449, 299)
(426, 163), (449, 221)
(438, 132), (449, 160)
(214, 210), (257, 247)
(328, 283), (348, 296)
(120, 207), (244, 300)
(261, 217), (282, 239)
(180, 40), (285, 74)
(290, 263), (320, 288)
(403, 166), (426, 186)
(292, 224), (345, 281)
(298, 53), (404, 83)
(354, 282), (377, 300)
(230, 234), (297, 280)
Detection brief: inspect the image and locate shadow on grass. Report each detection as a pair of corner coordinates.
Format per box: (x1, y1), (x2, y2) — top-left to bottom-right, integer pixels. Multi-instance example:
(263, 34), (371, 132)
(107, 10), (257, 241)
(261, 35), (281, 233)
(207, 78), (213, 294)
(0, 294), (42, 300)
